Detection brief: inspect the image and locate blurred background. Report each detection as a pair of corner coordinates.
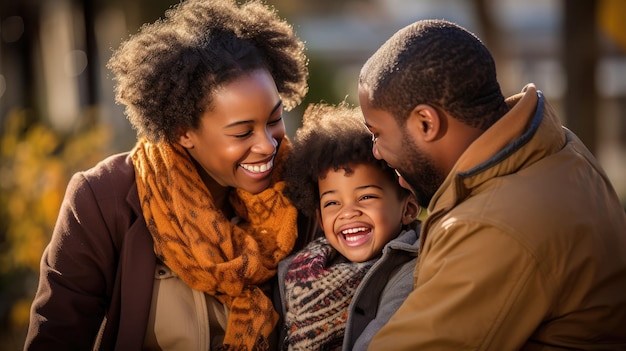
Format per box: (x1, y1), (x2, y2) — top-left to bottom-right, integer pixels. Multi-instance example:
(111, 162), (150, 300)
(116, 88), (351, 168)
(1, 0), (625, 348)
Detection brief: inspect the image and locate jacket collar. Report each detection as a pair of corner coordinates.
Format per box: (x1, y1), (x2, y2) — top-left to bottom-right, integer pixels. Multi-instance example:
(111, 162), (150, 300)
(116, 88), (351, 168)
(428, 84), (566, 215)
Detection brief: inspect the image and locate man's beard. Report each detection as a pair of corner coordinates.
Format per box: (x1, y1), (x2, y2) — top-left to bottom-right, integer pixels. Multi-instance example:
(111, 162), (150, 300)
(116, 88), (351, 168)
(396, 132), (445, 209)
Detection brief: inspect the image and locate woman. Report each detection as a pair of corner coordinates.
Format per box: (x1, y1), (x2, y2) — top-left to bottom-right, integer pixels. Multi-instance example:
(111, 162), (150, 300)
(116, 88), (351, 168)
(24, 0), (313, 350)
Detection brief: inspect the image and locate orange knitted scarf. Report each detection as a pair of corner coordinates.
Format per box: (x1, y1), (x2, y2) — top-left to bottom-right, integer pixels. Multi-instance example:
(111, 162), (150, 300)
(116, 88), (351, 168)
(131, 138), (297, 350)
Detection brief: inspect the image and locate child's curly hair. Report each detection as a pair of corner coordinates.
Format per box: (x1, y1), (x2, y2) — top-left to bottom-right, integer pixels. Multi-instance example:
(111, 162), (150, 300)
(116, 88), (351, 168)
(107, 0), (308, 143)
(283, 102), (410, 217)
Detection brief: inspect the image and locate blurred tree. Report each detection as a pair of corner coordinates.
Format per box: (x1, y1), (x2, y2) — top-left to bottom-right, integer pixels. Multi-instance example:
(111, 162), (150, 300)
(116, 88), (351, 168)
(564, 0), (599, 155)
(0, 0), (40, 132)
(474, 0), (504, 63)
(598, 0), (626, 148)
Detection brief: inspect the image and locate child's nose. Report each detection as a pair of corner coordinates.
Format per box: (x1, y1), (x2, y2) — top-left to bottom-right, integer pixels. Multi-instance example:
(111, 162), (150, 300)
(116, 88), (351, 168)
(339, 204), (361, 219)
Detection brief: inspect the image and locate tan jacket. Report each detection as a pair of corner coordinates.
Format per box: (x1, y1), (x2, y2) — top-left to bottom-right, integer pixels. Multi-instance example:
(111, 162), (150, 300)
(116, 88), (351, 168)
(369, 85), (626, 350)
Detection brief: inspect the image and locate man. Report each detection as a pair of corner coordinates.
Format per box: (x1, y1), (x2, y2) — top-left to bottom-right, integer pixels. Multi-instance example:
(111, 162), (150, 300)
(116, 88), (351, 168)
(358, 19), (626, 350)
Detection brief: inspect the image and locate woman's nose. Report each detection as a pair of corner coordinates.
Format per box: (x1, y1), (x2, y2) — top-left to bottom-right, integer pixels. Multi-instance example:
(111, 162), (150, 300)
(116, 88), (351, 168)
(254, 132), (279, 155)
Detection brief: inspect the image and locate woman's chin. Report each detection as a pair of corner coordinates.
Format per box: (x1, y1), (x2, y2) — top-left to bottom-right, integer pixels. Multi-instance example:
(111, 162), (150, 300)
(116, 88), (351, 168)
(240, 177), (272, 194)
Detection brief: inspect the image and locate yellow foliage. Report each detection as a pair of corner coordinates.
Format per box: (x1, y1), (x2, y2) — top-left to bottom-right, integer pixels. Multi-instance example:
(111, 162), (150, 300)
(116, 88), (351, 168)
(599, 0), (626, 52)
(1, 109), (112, 272)
(0, 108), (114, 335)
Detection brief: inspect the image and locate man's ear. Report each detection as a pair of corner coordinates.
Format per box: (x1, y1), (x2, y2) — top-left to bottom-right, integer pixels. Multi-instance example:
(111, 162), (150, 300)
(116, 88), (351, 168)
(177, 130), (194, 149)
(406, 104), (441, 142)
(401, 195), (420, 225)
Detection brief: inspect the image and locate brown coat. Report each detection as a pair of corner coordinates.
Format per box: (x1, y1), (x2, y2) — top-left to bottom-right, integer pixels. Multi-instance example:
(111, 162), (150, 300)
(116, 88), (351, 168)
(25, 153), (157, 350)
(24, 152), (317, 350)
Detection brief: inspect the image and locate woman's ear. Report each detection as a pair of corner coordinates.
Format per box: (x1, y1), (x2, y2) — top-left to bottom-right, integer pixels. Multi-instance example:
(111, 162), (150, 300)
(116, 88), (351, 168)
(401, 195), (420, 225)
(406, 104), (441, 143)
(177, 129), (194, 149)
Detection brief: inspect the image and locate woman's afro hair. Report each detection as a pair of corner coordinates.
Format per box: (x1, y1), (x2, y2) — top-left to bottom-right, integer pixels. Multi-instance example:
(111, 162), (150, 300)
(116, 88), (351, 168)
(107, 0), (308, 143)
(283, 102), (407, 217)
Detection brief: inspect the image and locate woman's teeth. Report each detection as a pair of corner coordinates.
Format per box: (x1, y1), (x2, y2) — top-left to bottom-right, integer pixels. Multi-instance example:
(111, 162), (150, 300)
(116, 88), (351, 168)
(241, 159), (273, 173)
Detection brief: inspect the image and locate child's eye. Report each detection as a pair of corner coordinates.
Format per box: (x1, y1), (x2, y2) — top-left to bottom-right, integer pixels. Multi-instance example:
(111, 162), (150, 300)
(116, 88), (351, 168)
(360, 194), (378, 201)
(322, 200), (338, 208)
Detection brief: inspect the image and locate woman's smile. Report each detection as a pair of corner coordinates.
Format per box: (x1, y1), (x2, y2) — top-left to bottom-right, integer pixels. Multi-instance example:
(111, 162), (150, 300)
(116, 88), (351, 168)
(239, 156), (274, 175)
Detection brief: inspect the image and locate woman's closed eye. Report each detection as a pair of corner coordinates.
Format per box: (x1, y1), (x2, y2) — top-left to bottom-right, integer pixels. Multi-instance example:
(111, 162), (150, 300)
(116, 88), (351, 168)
(232, 130), (253, 139)
(267, 116), (283, 126)
(229, 117), (282, 139)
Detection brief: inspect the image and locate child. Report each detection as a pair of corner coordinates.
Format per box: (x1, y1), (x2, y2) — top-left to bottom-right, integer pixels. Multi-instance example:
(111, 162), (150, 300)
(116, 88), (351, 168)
(277, 102), (422, 351)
